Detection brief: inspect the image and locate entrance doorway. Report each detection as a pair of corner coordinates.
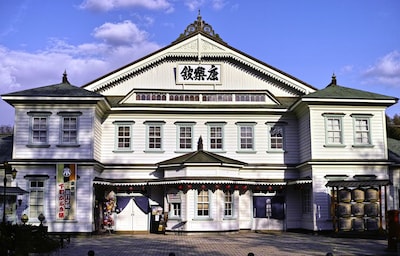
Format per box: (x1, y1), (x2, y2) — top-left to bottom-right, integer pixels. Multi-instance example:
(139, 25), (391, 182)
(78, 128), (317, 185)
(253, 195), (285, 230)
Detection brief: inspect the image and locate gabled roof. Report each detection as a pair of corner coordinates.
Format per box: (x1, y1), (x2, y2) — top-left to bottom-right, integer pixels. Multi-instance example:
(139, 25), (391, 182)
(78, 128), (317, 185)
(83, 14), (316, 96)
(158, 137), (246, 168)
(388, 138), (400, 163)
(2, 72), (102, 98)
(303, 75), (398, 102)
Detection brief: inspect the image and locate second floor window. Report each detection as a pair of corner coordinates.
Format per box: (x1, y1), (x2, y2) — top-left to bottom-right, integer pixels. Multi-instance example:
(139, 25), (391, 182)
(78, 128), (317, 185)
(61, 117), (78, 144)
(114, 121), (134, 151)
(145, 121), (165, 151)
(324, 114), (344, 146)
(28, 111), (51, 146)
(353, 116), (371, 145)
(32, 117), (48, 144)
(175, 122), (195, 151)
(237, 122), (255, 151)
(268, 124), (285, 151)
(206, 122), (226, 151)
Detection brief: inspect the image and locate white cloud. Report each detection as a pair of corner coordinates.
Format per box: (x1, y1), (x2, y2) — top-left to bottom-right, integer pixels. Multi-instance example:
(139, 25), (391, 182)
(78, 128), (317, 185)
(184, 0), (227, 11)
(93, 20), (148, 46)
(79, 0), (174, 12)
(363, 50), (400, 87)
(0, 21), (162, 95)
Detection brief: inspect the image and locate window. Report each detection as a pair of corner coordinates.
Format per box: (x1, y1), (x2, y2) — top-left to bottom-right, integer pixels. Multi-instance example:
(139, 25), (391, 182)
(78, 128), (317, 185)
(175, 122), (195, 151)
(352, 114), (372, 146)
(323, 114), (344, 146)
(57, 112), (82, 146)
(267, 122), (286, 151)
(167, 192), (182, 219)
(236, 122), (255, 151)
(29, 180), (45, 218)
(27, 112), (51, 146)
(224, 190), (233, 217)
(113, 121), (134, 151)
(170, 203), (181, 218)
(197, 190), (210, 217)
(206, 122), (226, 151)
(144, 121), (165, 151)
(61, 117), (78, 144)
(301, 188), (311, 214)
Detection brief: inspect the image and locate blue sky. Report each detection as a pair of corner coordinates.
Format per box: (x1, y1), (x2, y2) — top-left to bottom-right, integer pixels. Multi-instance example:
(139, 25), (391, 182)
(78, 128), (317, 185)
(0, 0), (399, 126)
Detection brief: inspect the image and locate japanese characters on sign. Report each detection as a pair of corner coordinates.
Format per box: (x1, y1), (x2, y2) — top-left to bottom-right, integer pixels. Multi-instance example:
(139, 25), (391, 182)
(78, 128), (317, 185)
(176, 64), (221, 84)
(56, 163), (76, 220)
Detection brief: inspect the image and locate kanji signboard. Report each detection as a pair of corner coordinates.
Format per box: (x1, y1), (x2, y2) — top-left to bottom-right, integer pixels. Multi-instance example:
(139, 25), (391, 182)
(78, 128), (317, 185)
(176, 64), (221, 84)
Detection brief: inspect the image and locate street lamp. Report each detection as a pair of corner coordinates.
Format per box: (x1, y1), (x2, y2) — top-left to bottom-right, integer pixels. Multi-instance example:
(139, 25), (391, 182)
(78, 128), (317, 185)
(2, 162), (17, 224)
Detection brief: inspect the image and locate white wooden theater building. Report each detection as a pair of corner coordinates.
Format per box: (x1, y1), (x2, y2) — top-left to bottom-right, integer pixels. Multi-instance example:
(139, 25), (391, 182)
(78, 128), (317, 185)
(1, 15), (399, 234)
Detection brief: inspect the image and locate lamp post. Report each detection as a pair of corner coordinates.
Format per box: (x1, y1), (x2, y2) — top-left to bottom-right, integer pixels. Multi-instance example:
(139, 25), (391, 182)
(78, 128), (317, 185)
(2, 162), (17, 224)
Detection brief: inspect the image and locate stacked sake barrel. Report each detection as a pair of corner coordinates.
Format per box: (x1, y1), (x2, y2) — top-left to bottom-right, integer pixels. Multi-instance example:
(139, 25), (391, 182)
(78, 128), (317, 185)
(338, 187), (379, 231)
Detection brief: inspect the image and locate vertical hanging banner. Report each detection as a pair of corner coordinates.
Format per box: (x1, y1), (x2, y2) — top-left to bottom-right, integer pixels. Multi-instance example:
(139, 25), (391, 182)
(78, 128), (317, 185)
(56, 163), (77, 220)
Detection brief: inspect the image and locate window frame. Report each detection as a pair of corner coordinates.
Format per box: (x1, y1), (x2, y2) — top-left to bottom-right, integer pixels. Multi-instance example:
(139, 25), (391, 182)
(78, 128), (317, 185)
(266, 122), (286, 152)
(175, 122), (196, 152)
(57, 112), (82, 147)
(27, 111), (52, 147)
(223, 190), (234, 218)
(144, 121), (165, 152)
(195, 189), (212, 219)
(301, 188), (312, 214)
(323, 113), (345, 147)
(26, 176), (49, 220)
(236, 122), (256, 152)
(113, 121), (135, 152)
(351, 114), (373, 147)
(206, 122), (226, 152)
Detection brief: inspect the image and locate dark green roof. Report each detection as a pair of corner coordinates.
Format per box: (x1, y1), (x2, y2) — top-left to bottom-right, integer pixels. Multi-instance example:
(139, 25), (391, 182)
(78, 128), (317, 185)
(158, 137), (246, 167)
(158, 150), (246, 166)
(388, 138), (400, 158)
(2, 72), (102, 98)
(303, 75), (398, 101)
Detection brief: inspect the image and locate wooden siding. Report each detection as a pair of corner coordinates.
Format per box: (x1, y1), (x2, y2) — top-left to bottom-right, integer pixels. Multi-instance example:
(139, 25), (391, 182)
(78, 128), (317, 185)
(309, 106), (388, 160)
(13, 105), (97, 160)
(100, 61), (299, 98)
(100, 113), (300, 166)
(296, 104), (312, 163)
(14, 165), (94, 232)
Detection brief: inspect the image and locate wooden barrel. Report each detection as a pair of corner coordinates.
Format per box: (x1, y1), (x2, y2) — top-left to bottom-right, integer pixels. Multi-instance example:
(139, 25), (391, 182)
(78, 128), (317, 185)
(339, 189), (351, 202)
(366, 218), (378, 230)
(353, 217), (365, 231)
(352, 203), (364, 217)
(352, 188), (365, 202)
(365, 203), (378, 217)
(339, 218), (352, 231)
(365, 188), (378, 202)
(338, 203), (351, 217)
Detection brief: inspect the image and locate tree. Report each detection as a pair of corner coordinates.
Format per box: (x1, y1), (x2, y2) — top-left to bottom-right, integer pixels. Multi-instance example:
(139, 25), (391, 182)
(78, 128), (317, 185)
(387, 114), (400, 140)
(0, 125), (13, 135)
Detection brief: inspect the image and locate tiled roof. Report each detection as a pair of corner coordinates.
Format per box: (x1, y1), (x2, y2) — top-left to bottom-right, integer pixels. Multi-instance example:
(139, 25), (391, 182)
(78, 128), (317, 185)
(3, 72), (102, 98)
(388, 138), (400, 158)
(158, 137), (246, 167)
(303, 75), (397, 101)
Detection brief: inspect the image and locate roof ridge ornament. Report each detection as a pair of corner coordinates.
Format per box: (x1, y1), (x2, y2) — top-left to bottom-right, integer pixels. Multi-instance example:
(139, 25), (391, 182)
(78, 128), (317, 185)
(327, 73), (337, 87)
(62, 70), (70, 84)
(174, 11), (225, 43)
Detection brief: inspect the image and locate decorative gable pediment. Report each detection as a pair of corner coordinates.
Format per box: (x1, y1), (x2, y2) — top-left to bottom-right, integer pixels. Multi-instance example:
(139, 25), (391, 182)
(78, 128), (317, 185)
(83, 14), (317, 108)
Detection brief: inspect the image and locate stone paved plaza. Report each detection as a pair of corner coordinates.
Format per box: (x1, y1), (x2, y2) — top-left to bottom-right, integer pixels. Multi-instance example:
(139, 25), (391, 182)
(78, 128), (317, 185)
(50, 231), (398, 256)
